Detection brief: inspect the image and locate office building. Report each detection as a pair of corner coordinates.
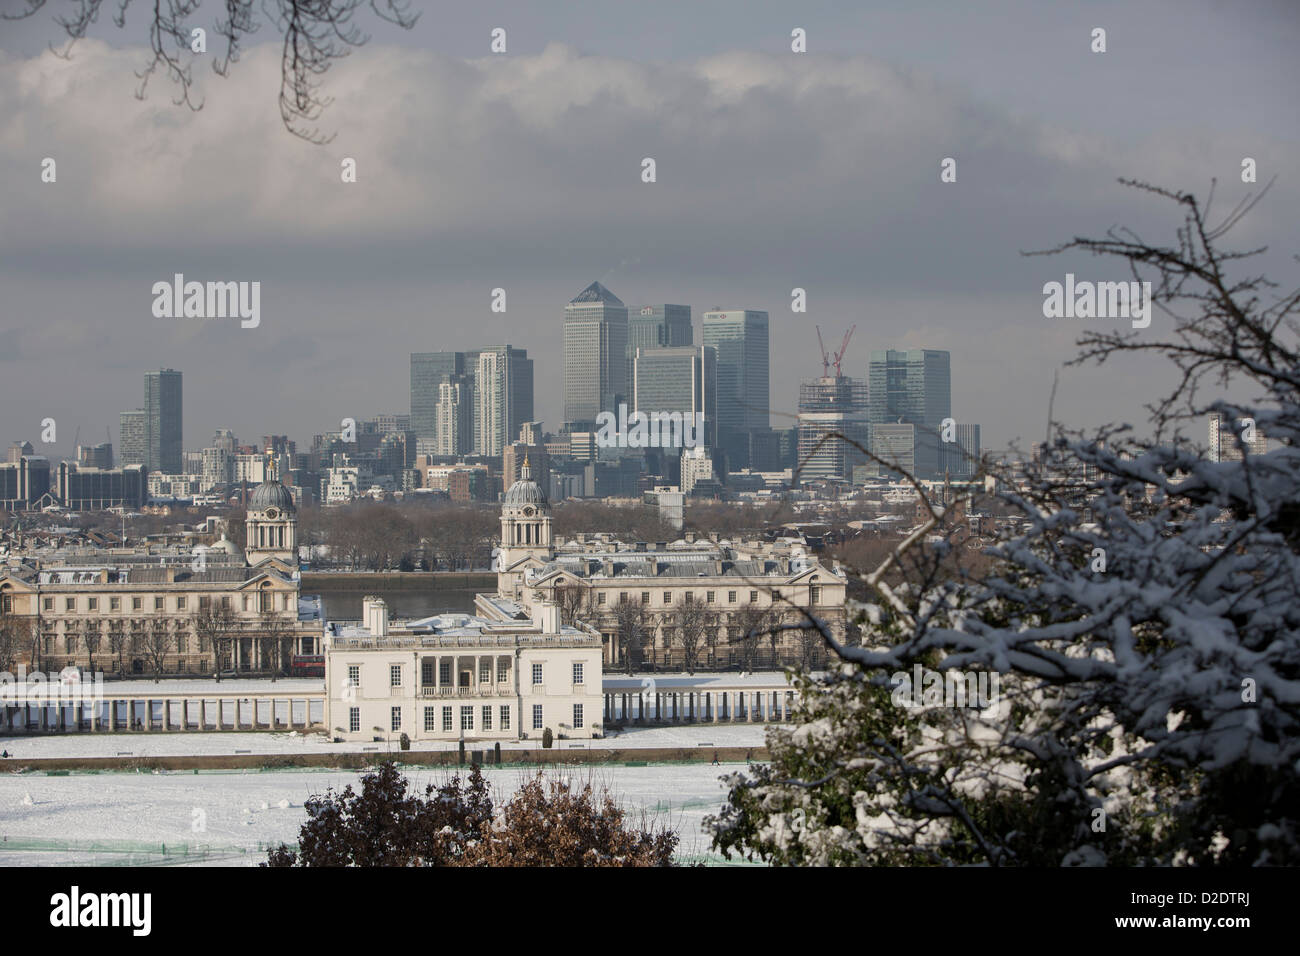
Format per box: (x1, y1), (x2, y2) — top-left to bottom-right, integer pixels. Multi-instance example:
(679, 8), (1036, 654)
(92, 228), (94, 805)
(119, 410), (148, 468)
(632, 345), (717, 448)
(410, 351), (466, 441)
(435, 378), (472, 457)
(470, 346), (534, 457)
(145, 369), (183, 475)
(796, 376), (870, 483)
(626, 304), (691, 392)
(941, 424), (982, 479)
(564, 282), (628, 430)
(868, 349), (951, 479)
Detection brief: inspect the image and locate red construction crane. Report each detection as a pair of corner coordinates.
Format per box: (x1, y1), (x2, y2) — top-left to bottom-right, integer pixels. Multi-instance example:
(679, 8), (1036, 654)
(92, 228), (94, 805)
(816, 324), (857, 378)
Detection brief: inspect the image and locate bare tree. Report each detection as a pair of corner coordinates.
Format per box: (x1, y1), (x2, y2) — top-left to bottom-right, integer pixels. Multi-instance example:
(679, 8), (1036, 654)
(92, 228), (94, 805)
(82, 623), (103, 675)
(611, 597), (649, 676)
(144, 618), (174, 683)
(193, 602), (239, 680)
(0, 611), (30, 673)
(259, 606), (294, 681)
(6, 0), (420, 143)
(728, 605), (769, 672)
(671, 601), (710, 675)
(108, 627), (129, 676)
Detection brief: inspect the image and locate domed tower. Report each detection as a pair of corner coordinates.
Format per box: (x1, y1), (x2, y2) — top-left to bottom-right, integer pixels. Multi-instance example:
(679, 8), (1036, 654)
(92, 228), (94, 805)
(246, 479), (297, 565)
(499, 457), (552, 569)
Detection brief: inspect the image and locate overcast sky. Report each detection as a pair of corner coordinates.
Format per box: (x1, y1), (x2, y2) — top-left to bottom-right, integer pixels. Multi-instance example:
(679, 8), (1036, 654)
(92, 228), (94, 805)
(1, 0), (1297, 461)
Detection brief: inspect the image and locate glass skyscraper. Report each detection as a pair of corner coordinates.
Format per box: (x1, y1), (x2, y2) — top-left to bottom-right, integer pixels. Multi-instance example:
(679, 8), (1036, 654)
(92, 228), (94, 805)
(701, 310), (769, 433)
(626, 304), (692, 391)
(145, 369), (183, 475)
(867, 349), (952, 479)
(632, 345), (717, 447)
(410, 351), (466, 441)
(564, 281), (628, 431)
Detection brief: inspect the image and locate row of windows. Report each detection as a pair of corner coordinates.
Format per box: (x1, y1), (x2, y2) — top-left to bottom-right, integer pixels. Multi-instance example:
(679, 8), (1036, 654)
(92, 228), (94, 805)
(38, 593), (290, 613)
(354, 661), (585, 690)
(592, 587), (824, 606)
(352, 704), (585, 734)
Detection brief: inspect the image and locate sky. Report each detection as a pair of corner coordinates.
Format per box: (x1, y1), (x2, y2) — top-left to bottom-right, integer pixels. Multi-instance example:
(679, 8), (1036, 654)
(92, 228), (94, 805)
(1, 0), (1297, 461)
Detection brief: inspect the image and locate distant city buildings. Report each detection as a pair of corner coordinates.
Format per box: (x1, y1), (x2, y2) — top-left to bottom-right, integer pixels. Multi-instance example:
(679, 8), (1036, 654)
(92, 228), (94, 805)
(868, 349), (951, 479)
(1208, 411), (1268, 461)
(632, 345), (717, 448)
(564, 282), (628, 431)
(797, 375), (869, 483)
(701, 309), (769, 468)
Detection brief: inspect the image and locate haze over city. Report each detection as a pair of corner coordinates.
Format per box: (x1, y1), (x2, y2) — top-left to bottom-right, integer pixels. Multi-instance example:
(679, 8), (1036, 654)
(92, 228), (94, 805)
(2, 0), (1297, 458)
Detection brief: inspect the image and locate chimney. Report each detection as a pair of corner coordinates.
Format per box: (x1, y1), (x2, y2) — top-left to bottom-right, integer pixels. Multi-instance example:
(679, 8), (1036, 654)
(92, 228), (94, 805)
(363, 595), (389, 637)
(533, 599), (561, 634)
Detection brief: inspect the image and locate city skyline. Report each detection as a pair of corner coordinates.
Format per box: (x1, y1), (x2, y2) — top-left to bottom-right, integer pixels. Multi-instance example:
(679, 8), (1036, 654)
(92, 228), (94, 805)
(4, 1), (1295, 458)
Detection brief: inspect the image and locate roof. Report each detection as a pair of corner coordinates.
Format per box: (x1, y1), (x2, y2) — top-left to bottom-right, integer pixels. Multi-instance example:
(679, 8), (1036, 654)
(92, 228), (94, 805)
(569, 281), (624, 307)
(249, 480), (295, 513)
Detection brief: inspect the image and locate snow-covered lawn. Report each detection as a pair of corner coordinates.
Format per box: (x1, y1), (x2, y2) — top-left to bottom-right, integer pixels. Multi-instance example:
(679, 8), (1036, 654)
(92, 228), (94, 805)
(0, 723), (770, 759)
(0, 762), (752, 866)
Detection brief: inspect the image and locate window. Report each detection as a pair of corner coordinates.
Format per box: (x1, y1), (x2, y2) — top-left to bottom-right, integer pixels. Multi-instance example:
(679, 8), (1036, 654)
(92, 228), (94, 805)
(88, 597), (98, 611)
(391, 707), (402, 731)
(479, 660), (491, 684)
(532, 663), (543, 685)
(347, 665), (360, 688)
(439, 659), (451, 685)
(424, 707), (436, 731)
(532, 704), (543, 730)
(154, 597), (164, 611)
(500, 706), (510, 731)
(197, 596), (209, 610)
(242, 595), (251, 611)
(64, 634), (76, 653)
(573, 704), (584, 729)
(65, 598), (76, 612)
(43, 597), (53, 611)
(810, 585), (822, 604)
(497, 659), (509, 683)
(176, 633), (188, 653)
(750, 590), (759, 603)
(728, 591), (737, 603)
(597, 592), (606, 605)
(482, 706), (492, 731)
(349, 708), (360, 733)
(684, 592), (694, 604)
(442, 707), (453, 732)
(619, 592), (627, 604)
(422, 658), (435, 685)
(663, 591), (672, 604)
(572, 662), (584, 685)
(390, 664), (402, 687)
(133, 597), (142, 610)
(176, 596), (187, 610)
(460, 706), (473, 731)
(641, 592), (650, 604)
(706, 591), (715, 603)
(221, 596), (231, 609)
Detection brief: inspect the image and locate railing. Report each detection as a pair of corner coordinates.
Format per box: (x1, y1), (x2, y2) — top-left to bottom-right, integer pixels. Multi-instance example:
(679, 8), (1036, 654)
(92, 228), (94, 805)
(329, 634), (599, 650)
(418, 685), (517, 699)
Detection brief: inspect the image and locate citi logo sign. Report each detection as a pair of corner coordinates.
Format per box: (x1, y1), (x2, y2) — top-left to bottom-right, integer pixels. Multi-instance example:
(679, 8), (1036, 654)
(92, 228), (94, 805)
(49, 886), (151, 936)
(1042, 273), (1151, 329)
(595, 404), (706, 449)
(151, 274), (261, 328)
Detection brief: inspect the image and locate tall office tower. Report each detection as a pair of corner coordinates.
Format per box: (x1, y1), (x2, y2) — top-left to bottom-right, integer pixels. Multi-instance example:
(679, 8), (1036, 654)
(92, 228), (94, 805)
(1208, 411), (1268, 462)
(503, 441), (549, 492)
(435, 378), (472, 456)
(796, 375), (870, 482)
(564, 281), (628, 431)
(469, 345), (534, 457)
(633, 345), (717, 448)
(868, 349), (952, 479)
(626, 304), (692, 392)
(701, 310), (770, 469)
(941, 424), (981, 479)
(119, 410), (148, 467)
(76, 442), (114, 469)
(145, 368), (183, 474)
(410, 351), (466, 440)
(870, 423), (917, 478)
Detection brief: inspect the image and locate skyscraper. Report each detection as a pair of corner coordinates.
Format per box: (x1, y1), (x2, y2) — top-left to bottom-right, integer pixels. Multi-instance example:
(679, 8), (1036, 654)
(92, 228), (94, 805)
(626, 304), (691, 392)
(868, 349), (951, 479)
(119, 409), (148, 468)
(701, 309), (769, 432)
(632, 345), (717, 447)
(797, 375), (869, 483)
(564, 282), (628, 431)
(435, 378), (471, 456)
(410, 351), (466, 440)
(144, 369), (183, 474)
(468, 345), (534, 457)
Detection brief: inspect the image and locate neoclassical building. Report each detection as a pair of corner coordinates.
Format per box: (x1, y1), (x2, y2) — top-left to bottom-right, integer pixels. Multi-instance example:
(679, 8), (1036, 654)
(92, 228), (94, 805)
(323, 595), (602, 744)
(0, 480), (320, 676)
(482, 463), (849, 669)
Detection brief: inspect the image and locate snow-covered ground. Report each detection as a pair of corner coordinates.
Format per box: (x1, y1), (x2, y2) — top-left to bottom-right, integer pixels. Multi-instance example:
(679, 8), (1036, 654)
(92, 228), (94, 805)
(0, 723), (770, 759)
(0, 762), (754, 866)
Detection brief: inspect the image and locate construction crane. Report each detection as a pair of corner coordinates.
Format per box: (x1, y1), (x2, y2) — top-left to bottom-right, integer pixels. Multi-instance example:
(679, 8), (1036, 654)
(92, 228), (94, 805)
(815, 324), (857, 378)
